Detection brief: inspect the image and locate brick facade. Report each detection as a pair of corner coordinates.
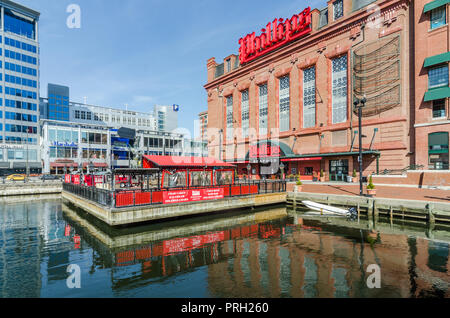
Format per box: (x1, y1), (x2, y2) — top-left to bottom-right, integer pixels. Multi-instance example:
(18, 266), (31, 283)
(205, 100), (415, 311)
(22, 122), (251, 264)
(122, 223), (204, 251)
(414, 0), (450, 170)
(204, 0), (450, 180)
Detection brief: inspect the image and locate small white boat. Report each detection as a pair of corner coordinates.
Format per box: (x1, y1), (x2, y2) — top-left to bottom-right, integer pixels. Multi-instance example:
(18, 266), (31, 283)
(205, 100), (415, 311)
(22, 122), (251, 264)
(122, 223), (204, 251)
(301, 200), (351, 216)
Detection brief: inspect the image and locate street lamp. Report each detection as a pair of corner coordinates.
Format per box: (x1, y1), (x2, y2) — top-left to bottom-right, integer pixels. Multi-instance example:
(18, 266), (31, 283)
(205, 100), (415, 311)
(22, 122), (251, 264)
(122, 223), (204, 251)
(354, 96), (367, 196)
(280, 162), (285, 180)
(247, 163), (251, 182)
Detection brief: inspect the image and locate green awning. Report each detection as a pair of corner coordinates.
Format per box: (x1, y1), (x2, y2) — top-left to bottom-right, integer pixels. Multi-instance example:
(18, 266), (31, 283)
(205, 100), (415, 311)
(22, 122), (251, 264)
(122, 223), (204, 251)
(424, 87), (450, 101)
(429, 149), (448, 154)
(424, 51), (450, 68)
(424, 0), (450, 13)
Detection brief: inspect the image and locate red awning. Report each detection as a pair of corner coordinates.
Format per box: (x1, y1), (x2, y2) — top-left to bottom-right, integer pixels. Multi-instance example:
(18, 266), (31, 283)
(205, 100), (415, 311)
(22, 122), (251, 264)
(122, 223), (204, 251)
(83, 162), (108, 168)
(50, 162), (78, 168)
(281, 157), (323, 162)
(142, 155), (235, 169)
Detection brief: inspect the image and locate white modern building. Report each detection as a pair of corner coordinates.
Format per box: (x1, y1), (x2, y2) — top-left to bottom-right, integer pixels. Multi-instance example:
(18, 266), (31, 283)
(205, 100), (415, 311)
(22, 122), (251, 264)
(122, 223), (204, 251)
(154, 104), (179, 132)
(38, 85), (186, 174)
(40, 119), (185, 174)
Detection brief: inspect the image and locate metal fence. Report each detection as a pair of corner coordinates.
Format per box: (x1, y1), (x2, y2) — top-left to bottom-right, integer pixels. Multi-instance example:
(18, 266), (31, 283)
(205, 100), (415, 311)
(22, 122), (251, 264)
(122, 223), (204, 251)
(63, 182), (113, 206)
(63, 180), (286, 209)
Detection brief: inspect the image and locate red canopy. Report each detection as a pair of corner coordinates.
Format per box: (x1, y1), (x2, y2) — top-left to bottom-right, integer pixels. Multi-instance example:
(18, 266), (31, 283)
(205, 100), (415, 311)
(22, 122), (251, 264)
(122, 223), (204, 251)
(51, 162), (78, 168)
(82, 162), (108, 168)
(142, 155), (235, 169)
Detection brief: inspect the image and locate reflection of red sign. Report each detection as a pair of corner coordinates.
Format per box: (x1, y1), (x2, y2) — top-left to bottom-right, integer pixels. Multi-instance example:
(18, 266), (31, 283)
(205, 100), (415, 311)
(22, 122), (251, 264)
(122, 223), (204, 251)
(65, 225), (71, 237)
(163, 188), (225, 204)
(249, 144), (281, 158)
(73, 235), (81, 244)
(239, 7), (311, 64)
(163, 232), (225, 255)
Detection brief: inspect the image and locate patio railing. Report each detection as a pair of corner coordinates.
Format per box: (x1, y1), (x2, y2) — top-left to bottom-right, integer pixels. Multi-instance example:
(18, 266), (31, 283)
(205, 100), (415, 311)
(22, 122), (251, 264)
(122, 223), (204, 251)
(63, 179), (286, 209)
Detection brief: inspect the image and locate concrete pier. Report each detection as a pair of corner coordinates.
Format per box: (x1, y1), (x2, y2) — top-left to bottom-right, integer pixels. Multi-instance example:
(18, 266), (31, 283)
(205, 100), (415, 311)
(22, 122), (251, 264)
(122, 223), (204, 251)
(62, 190), (287, 227)
(62, 203), (288, 250)
(0, 182), (62, 197)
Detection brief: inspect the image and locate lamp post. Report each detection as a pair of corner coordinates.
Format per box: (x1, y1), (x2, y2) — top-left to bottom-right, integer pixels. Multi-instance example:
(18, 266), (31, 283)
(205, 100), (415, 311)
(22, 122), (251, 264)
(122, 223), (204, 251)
(354, 97), (366, 196)
(26, 126), (30, 181)
(247, 163), (251, 182)
(280, 162), (285, 180)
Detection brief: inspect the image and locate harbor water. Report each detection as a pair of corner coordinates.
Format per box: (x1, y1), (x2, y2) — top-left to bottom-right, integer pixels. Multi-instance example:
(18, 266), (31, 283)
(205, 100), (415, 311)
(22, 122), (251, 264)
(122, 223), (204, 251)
(0, 197), (449, 298)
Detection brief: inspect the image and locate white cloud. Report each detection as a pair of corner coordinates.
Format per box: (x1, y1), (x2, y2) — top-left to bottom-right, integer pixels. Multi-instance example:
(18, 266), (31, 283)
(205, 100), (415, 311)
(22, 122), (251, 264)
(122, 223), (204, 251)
(132, 95), (155, 104)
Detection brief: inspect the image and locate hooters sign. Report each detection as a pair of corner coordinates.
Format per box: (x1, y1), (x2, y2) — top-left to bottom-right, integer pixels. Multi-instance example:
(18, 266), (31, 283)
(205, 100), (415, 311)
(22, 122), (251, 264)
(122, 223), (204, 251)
(239, 7), (312, 64)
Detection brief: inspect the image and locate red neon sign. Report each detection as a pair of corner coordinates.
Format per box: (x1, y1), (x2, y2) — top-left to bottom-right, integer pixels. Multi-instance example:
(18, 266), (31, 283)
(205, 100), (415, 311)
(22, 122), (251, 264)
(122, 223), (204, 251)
(249, 145), (281, 158)
(239, 7), (312, 64)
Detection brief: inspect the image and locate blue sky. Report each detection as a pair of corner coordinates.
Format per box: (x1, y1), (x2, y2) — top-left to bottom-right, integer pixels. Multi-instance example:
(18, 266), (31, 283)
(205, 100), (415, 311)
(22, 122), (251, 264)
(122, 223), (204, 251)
(18, 0), (326, 135)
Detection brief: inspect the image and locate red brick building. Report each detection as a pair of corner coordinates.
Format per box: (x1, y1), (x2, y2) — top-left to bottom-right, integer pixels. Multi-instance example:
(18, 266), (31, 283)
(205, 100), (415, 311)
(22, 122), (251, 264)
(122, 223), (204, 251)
(414, 0), (450, 171)
(205, 0), (449, 181)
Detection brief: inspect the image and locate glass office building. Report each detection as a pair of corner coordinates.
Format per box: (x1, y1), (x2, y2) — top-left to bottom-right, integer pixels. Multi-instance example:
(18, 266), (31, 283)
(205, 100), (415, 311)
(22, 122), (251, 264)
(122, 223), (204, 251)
(0, 0), (40, 175)
(47, 84), (69, 121)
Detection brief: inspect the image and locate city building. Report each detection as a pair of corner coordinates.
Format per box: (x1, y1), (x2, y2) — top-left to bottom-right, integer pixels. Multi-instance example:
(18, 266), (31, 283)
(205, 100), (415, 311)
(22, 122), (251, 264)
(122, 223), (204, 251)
(153, 104), (179, 132)
(0, 0), (40, 175)
(205, 0), (421, 180)
(198, 110), (208, 141)
(40, 119), (184, 174)
(39, 84), (185, 174)
(41, 83), (70, 122)
(182, 138), (208, 157)
(414, 0), (450, 170)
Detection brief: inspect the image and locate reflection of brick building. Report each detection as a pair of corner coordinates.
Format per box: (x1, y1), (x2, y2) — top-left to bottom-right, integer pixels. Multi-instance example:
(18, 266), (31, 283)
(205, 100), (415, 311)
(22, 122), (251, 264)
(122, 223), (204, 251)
(104, 212), (450, 297)
(206, 219), (450, 298)
(205, 0), (450, 181)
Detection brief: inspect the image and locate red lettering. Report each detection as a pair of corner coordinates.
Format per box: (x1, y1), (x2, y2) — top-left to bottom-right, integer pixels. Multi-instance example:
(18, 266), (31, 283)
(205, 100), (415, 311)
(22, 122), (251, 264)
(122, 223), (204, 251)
(238, 7), (311, 64)
(272, 19), (278, 43)
(265, 23), (272, 48)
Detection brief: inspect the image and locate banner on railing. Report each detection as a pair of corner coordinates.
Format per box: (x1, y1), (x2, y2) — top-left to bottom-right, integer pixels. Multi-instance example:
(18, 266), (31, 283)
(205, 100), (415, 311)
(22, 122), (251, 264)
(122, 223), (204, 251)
(163, 188), (225, 204)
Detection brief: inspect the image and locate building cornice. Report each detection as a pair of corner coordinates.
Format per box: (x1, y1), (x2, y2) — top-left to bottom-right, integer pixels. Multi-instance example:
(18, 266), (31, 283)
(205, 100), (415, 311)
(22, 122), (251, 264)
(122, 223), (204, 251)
(204, 0), (410, 91)
(0, 0), (40, 19)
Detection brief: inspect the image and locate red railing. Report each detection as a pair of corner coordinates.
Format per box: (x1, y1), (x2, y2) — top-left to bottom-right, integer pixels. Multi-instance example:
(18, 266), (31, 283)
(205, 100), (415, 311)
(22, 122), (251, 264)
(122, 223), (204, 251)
(64, 180), (286, 209)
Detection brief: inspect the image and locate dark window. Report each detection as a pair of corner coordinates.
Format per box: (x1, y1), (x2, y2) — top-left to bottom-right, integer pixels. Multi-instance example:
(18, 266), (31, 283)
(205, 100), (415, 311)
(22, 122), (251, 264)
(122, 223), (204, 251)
(428, 132), (449, 170)
(433, 99), (446, 118)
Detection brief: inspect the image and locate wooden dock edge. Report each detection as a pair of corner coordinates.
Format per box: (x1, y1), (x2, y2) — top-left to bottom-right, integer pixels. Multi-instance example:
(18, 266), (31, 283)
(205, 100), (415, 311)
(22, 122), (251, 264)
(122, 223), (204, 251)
(287, 192), (450, 224)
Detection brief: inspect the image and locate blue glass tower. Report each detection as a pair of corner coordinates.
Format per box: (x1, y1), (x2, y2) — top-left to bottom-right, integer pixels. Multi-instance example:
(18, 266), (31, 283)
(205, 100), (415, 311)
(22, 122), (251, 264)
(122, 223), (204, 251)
(0, 0), (40, 175)
(47, 83), (70, 121)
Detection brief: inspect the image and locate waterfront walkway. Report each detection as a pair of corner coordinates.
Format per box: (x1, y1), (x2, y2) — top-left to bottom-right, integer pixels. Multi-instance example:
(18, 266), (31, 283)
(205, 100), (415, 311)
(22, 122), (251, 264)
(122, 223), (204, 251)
(297, 182), (450, 204)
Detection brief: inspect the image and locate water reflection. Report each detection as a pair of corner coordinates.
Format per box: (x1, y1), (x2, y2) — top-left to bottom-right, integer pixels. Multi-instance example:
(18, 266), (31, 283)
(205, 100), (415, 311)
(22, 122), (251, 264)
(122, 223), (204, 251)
(0, 198), (449, 298)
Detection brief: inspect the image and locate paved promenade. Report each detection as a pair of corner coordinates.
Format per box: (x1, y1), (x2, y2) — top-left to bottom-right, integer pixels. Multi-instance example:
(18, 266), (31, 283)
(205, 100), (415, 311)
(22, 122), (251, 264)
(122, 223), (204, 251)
(297, 182), (450, 204)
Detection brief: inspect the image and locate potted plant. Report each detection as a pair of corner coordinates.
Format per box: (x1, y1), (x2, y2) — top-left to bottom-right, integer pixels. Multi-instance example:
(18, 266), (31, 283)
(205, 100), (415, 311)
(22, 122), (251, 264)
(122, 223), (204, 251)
(352, 169), (358, 183)
(294, 177), (303, 192)
(320, 169), (325, 182)
(366, 175), (376, 196)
